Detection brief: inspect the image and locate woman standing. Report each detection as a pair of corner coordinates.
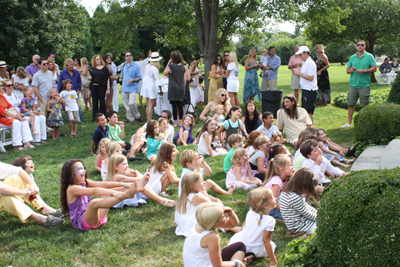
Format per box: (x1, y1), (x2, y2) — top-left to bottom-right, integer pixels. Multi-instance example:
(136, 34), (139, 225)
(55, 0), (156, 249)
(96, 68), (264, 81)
(315, 44), (331, 106)
(221, 51), (240, 107)
(80, 58), (92, 111)
(104, 54), (118, 113)
(243, 48), (261, 103)
(141, 52), (163, 122)
(89, 55), (110, 120)
(208, 54), (224, 101)
(164, 50), (190, 127)
(189, 54), (203, 111)
(47, 59), (59, 87)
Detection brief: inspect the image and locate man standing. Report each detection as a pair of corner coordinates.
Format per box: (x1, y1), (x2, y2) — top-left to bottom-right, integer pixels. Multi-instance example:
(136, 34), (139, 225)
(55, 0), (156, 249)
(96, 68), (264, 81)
(288, 45), (303, 103)
(32, 58), (53, 116)
(120, 51), (142, 123)
(25, 54), (40, 86)
(342, 40), (377, 128)
(106, 53), (119, 112)
(57, 58), (83, 123)
(135, 51), (151, 108)
(260, 46), (281, 91)
(292, 46), (318, 123)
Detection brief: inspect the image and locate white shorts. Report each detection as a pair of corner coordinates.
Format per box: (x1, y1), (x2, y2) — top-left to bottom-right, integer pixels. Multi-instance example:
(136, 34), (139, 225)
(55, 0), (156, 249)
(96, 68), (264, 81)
(226, 80), (240, 93)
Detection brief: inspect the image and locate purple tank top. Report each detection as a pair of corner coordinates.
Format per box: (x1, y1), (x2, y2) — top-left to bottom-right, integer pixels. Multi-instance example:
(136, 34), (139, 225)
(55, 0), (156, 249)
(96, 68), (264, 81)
(68, 183), (92, 231)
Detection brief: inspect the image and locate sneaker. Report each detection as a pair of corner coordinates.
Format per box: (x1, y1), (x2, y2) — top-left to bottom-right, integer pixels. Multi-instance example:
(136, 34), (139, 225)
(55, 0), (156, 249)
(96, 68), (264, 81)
(46, 208), (67, 218)
(125, 120), (131, 124)
(136, 117), (142, 123)
(37, 215), (65, 227)
(127, 156), (142, 161)
(341, 123), (352, 128)
(122, 150), (128, 156)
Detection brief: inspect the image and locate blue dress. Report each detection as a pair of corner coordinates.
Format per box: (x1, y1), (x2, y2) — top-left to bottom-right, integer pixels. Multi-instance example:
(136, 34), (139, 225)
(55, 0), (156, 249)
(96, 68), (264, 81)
(242, 62), (261, 103)
(173, 125), (195, 144)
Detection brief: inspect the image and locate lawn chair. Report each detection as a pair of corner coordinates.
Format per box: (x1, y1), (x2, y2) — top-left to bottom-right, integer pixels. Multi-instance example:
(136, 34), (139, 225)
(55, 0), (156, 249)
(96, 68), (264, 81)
(0, 125), (13, 152)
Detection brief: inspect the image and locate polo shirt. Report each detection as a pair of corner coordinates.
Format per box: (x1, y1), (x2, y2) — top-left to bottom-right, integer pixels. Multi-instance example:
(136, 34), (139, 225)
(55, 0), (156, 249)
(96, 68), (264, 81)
(25, 64), (40, 86)
(57, 69), (82, 92)
(299, 57), (318, 91)
(348, 52), (376, 88)
(256, 124), (282, 140)
(121, 62), (142, 93)
(108, 123), (123, 143)
(263, 55), (281, 80)
(92, 125), (109, 152)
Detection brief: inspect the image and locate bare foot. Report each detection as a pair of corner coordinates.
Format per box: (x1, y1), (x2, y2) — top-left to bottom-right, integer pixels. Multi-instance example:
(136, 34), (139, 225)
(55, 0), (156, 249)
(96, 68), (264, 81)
(344, 164), (351, 168)
(183, 143), (188, 147)
(345, 158), (355, 163)
(124, 181), (138, 199)
(226, 185), (235, 195)
(137, 173), (150, 192)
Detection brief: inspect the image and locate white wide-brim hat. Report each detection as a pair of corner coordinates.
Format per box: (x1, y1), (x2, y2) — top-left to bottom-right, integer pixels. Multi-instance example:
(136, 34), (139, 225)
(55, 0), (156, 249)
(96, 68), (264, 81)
(149, 52), (163, 61)
(0, 61), (7, 67)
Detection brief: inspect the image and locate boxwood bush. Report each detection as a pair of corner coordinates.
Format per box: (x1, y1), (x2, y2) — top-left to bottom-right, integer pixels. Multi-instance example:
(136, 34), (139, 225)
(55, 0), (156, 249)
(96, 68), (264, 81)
(388, 73), (400, 104)
(279, 232), (320, 267)
(333, 89), (390, 111)
(317, 168), (400, 266)
(354, 103), (400, 144)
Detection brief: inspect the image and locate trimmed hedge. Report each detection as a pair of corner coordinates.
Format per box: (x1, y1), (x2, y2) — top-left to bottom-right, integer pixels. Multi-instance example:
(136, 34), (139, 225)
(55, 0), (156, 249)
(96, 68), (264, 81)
(317, 168), (400, 266)
(279, 232), (320, 267)
(388, 72), (400, 104)
(333, 89), (390, 111)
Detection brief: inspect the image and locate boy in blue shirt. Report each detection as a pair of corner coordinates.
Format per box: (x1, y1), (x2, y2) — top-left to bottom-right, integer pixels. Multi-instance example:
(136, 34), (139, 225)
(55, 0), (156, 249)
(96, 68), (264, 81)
(257, 111), (286, 145)
(91, 113), (109, 155)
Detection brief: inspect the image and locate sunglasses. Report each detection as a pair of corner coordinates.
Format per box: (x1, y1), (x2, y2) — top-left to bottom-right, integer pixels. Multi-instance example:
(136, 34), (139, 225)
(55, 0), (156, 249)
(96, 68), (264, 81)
(125, 55), (132, 57)
(284, 94), (295, 100)
(356, 44), (365, 47)
(5, 84), (13, 87)
(221, 94), (226, 97)
(42, 63), (48, 65)
(224, 54), (229, 57)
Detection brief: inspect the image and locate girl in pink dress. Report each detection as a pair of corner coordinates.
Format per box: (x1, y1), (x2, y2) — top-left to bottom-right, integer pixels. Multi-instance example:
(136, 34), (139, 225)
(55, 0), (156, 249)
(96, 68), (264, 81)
(226, 148), (262, 191)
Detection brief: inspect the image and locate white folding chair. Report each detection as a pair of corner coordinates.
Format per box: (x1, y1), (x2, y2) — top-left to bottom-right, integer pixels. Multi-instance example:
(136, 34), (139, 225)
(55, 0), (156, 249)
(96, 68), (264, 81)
(0, 125), (13, 152)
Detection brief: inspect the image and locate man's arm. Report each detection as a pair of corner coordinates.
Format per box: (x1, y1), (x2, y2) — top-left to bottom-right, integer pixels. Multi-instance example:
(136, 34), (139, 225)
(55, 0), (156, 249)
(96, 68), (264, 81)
(91, 140), (96, 155)
(33, 86), (43, 103)
(57, 72), (63, 92)
(270, 56), (281, 70)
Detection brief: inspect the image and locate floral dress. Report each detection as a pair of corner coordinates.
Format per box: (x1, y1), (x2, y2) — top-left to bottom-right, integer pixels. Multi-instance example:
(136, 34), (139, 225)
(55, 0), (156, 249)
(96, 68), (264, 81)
(226, 163), (261, 190)
(48, 100), (64, 127)
(208, 69), (223, 101)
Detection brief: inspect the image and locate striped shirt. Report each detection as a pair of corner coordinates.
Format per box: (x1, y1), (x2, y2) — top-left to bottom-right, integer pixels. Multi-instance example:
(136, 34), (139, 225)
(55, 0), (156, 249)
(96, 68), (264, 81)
(280, 192), (317, 233)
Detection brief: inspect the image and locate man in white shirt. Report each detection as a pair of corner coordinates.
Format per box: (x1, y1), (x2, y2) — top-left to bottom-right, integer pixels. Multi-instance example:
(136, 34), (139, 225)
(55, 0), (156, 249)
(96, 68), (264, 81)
(0, 161), (64, 227)
(292, 46), (318, 123)
(135, 50), (151, 108)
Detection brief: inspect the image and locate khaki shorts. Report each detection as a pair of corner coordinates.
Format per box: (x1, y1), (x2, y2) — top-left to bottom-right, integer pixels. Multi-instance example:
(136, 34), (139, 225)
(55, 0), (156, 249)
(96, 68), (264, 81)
(347, 85), (371, 107)
(261, 78), (278, 91)
(290, 74), (300, 89)
(38, 99), (49, 117)
(66, 110), (80, 122)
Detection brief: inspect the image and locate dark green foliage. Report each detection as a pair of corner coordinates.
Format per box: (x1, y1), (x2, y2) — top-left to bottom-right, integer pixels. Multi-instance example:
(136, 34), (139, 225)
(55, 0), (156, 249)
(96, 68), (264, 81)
(354, 103), (400, 144)
(317, 168), (400, 266)
(333, 89), (390, 111)
(279, 232), (321, 267)
(388, 73), (400, 104)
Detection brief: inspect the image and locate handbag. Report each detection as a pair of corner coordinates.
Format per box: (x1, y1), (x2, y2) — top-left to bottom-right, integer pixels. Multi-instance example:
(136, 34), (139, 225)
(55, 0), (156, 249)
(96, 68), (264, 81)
(188, 62), (199, 87)
(5, 107), (19, 119)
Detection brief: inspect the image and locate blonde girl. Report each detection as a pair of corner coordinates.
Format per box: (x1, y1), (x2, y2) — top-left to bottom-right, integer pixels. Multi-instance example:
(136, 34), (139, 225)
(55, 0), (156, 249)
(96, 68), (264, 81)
(183, 202), (251, 267)
(221, 51), (240, 107)
(101, 141), (122, 181)
(146, 120), (164, 162)
(197, 118), (227, 157)
(60, 159), (138, 231)
(263, 154), (294, 221)
(80, 57), (92, 110)
(94, 137), (111, 172)
(106, 154), (176, 207)
(249, 135), (270, 182)
(157, 117), (170, 142)
(173, 114), (195, 146)
(175, 172), (223, 236)
(228, 187), (277, 265)
(147, 143), (180, 195)
(211, 104), (225, 128)
(226, 148), (262, 191)
(47, 88), (65, 139)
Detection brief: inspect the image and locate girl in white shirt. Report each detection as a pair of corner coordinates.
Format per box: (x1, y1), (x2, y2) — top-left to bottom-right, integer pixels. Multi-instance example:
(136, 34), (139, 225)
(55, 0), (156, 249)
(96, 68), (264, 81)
(221, 52), (240, 107)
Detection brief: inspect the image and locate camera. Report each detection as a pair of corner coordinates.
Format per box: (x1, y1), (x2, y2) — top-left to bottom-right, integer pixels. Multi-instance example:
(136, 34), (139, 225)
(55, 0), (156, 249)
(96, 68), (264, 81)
(211, 141), (222, 149)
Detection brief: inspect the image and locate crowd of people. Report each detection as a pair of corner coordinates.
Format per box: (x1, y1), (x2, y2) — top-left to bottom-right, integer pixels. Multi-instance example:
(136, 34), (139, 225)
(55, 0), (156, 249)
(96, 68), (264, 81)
(0, 41), (374, 266)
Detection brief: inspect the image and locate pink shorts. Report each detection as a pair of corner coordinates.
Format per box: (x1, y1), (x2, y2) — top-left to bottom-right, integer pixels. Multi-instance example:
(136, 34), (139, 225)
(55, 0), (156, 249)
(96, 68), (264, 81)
(82, 216), (108, 230)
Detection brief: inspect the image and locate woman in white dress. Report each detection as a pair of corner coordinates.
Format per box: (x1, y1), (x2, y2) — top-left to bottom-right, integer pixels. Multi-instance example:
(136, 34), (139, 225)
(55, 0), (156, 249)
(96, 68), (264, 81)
(141, 52), (162, 122)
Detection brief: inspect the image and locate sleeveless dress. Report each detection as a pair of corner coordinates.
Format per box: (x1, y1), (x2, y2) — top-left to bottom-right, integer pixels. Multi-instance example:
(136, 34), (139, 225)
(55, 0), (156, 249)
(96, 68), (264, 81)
(322, 143), (344, 162)
(68, 183), (108, 231)
(147, 166), (166, 195)
(226, 164), (261, 190)
(198, 132), (228, 156)
(48, 100), (64, 127)
(183, 227), (213, 267)
(316, 56), (330, 105)
(173, 125), (195, 144)
(175, 192), (202, 236)
(168, 64), (185, 102)
(208, 66), (223, 101)
(242, 62), (261, 103)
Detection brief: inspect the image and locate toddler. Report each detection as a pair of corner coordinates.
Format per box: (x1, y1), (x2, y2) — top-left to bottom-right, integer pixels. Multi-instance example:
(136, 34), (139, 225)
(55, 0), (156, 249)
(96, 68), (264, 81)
(59, 79), (79, 137)
(47, 89), (64, 139)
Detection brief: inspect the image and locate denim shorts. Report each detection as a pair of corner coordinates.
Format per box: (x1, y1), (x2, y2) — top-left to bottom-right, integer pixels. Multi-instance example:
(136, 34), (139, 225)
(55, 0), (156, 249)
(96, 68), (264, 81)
(269, 208), (283, 220)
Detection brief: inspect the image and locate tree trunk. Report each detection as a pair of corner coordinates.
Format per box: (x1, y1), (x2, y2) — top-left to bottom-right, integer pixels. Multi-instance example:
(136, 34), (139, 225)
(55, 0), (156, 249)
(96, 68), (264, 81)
(366, 39), (377, 83)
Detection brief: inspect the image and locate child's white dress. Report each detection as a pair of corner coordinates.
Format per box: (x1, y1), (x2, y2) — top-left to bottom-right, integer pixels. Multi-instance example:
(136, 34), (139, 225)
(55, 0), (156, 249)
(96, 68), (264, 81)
(101, 162), (108, 181)
(228, 210), (276, 258)
(215, 114), (225, 125)
(197, 132), (228, 157)
(147, 166), (166, 195)
(175, 192), (202, 236)
(183, 227), (213, 267)
(226, 164), (261, 190)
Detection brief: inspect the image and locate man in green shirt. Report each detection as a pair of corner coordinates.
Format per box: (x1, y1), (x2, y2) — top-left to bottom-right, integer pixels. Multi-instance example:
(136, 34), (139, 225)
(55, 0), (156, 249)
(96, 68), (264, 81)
(342, 40), (377, 128)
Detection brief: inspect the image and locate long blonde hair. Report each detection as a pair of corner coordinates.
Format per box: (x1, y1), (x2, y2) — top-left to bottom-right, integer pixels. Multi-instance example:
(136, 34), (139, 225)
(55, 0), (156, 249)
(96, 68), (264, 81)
(96, 138), (112, 155)
(229, 51), (239, 69)
(210, 88), (230, 114)
(106, 141), (122, 158)
(176, 172), (202, 214)
(231, 148), (247, 165)
(16, 67), (27, 78)
(248, 48), (257, 59)
(106, 154), (126, 181)
(149, 61), (160, 70)
(248, 187), (274, 226)
(264, 154), (290, 186)
(196, 202), (223, 231)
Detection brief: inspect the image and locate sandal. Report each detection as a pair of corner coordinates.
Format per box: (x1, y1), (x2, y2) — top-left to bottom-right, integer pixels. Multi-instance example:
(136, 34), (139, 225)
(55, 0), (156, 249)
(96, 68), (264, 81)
(26, 145), (36, 149)
(32, 132), (39, 136)
(285, 230), (305, 238)
(160, 199), (176, 207)
(244, 253), (255, 266)
(47, 128), (54, 132)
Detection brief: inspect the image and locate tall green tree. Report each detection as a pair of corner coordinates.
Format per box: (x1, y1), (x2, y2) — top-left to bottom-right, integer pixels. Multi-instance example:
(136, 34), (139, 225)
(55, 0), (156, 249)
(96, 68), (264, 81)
(128, 0), (312, 101)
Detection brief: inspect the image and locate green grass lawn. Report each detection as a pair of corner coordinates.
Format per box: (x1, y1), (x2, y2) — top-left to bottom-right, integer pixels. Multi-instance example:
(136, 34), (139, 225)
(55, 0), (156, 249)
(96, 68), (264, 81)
(0, 63), (391, 266)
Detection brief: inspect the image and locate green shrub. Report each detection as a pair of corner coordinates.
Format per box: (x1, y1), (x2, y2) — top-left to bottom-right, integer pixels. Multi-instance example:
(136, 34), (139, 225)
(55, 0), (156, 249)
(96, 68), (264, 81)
(279, 232), (321, 267)
(354, 103), (400, 144)
(317, 168), (400, 266)
(388, 73), (400, 104)
(333, 88), (390, 111)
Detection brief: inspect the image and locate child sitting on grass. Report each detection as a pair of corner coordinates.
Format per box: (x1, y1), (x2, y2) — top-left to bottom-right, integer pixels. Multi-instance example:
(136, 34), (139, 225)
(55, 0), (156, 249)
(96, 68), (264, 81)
(146, 120), (164, 162)
(256, 111), (286, 145)
(223, 134), (243, 173)
(174, 114), (196, 146)
(243, 130), (264, 156)
(226, 148), (262, 191)
(91, 113), (109, 155)
(197, 118), (227, 157)
(218, 106), (248, 150)
(106, 111), (132, 154)
(101, 141), (122, 181)
(180, 150), (234, 197)
(249, 135), (271, 181)
(94, 138), (111, 173)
